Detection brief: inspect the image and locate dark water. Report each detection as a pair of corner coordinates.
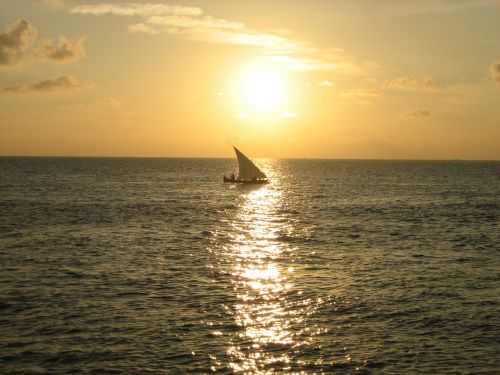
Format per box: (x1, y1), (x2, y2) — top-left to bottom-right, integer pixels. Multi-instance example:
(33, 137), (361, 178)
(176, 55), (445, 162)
(0, 157), (499, 374)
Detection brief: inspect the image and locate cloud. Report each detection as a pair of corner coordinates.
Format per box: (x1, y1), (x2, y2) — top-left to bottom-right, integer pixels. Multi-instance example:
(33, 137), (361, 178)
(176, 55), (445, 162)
(1, 19), (86, 67)
(279, 111), (297, 118)
(238, 112), (251, 120)
(2, 75), (94, 93)
(490, 61), (500, 83)
(346, 1), (500, 17)
(263, 55), (338, 72)
(0, 19), (37, 66)
(319, 80), (334, 87)
(340, 88), (383, 98)
(37, 0), (66, 5)
(100, 97), (122, 107)
(387, 75), (437, 91)
(71, 3), (202, 17)
(403, 109), (430, 118)
(71, 3), (354, 72)
(35, 36), (86, 64)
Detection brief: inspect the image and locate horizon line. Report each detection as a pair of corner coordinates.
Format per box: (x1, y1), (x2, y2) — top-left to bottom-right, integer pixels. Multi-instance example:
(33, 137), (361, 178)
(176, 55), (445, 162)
(0, 155), (498, 162)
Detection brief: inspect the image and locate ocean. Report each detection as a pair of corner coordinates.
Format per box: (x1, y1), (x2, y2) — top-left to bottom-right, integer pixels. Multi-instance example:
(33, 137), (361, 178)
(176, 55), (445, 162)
(0, 157), (499, 374)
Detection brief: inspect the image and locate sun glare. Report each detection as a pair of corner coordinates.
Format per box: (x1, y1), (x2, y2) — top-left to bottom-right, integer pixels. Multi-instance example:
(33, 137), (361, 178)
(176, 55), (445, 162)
(241, 68), (284, 112)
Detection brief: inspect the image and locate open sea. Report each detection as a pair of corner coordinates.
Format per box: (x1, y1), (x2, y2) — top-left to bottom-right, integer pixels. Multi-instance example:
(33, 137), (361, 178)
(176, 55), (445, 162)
(0, 157), (499, 374)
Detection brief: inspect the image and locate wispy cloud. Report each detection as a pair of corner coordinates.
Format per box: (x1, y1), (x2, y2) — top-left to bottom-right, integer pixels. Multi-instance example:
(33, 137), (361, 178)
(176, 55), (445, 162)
(338, 1), (500, 18)
(319, 80), (334, 87)
(340, 88), (383, 98)
(72, 3), (201, 17)
(387, 75), (437, 91)
(99, 97), (123, 107)
(339, 88), (383, 106)
(71, 3), (354, 72)
(0, 19), (37, 66)
(403, 109), (430, 118)
(37, 0), (66, 5)
(2, 75), (94, 93)
(35, 36), (86, 64)
(238, 112), (251, 120)
(263, 55), (339, 72)
(490, 61), (500, 83)
(279, 111), (297, 119)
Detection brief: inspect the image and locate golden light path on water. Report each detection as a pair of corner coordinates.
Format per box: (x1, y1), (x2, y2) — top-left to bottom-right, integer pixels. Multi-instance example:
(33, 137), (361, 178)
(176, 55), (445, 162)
(227, 185), (296, 373)
(207, 161), (331, 373)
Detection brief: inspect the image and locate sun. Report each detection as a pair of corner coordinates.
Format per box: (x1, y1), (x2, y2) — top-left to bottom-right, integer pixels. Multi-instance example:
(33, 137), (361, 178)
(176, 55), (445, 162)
(241, 67), (285, 112)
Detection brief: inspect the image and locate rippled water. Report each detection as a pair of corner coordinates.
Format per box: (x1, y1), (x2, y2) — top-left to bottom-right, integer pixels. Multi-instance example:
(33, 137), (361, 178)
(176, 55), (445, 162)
(0, 157), (499, 374)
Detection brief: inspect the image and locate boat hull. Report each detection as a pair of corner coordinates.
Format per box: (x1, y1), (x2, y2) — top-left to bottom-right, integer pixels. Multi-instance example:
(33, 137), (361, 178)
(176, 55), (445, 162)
(223, 176), (268, 184)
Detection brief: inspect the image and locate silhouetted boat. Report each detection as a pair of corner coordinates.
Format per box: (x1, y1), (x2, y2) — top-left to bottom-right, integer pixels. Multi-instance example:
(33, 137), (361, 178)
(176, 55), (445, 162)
(223, 146), (268, 184)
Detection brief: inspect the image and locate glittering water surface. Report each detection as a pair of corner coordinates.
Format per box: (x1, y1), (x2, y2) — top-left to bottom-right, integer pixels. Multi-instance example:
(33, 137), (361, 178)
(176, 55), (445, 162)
(0, 157), (499, 374)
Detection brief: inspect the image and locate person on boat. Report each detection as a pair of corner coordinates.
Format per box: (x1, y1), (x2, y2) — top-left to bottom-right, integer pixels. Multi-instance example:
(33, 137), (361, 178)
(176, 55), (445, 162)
(230, 173), (235, 181)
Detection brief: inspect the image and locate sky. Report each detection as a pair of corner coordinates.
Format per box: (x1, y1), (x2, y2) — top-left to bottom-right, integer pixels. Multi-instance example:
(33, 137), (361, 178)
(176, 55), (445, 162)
(0, 0), (499, 159)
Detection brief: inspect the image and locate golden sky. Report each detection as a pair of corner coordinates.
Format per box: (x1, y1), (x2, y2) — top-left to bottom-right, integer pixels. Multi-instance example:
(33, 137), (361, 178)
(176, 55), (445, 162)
(1, 0), (499, 159)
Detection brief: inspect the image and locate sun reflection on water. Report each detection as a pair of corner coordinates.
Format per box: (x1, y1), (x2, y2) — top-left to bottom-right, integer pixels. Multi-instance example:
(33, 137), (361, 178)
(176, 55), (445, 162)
(224, 184), (298, 373)
(206, 164), (333, 373)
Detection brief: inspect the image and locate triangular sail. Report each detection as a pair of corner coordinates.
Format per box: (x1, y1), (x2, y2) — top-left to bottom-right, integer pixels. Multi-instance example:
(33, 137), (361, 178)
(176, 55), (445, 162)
(233, 146), (267, 180)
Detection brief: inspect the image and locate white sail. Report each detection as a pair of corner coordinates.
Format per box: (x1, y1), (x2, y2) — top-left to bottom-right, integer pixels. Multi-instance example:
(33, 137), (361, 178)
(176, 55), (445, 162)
(233, 146), (267, 180)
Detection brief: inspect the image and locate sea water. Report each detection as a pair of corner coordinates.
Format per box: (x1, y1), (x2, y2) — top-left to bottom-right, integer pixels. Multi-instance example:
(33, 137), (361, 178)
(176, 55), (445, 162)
(0, 157), (499, 374)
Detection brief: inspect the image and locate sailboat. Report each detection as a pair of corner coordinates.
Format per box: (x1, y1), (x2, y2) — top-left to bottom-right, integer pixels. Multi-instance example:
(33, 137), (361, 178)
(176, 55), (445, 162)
(223, 146), (268, 184)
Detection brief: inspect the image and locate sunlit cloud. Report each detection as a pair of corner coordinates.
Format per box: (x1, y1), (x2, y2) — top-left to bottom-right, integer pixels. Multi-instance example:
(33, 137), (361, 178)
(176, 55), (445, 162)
(263, 55), (339, 72)
(392, 1), (500, 15)
(71, 3), (355, 72)
(337, 1), (500, 18)
(403, 109), (430, 118)
(279, 111), (297, 118)
(319, 80), (334, 87)
(72, 3), (201, 17)
(490, 61), (500, 83)
(339, 88), (382, 106)
(340, 88), (383, 98)
(1, 19), (86, 67)
(1, 75), (94, 93)
(35, 36), (86, 64)
(238, 112), (252, 120)
(388, 75), (438, 91)
(0, 19), (37, 66)
(99, 97), (122, 107)
(37, 0), (66, 5)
